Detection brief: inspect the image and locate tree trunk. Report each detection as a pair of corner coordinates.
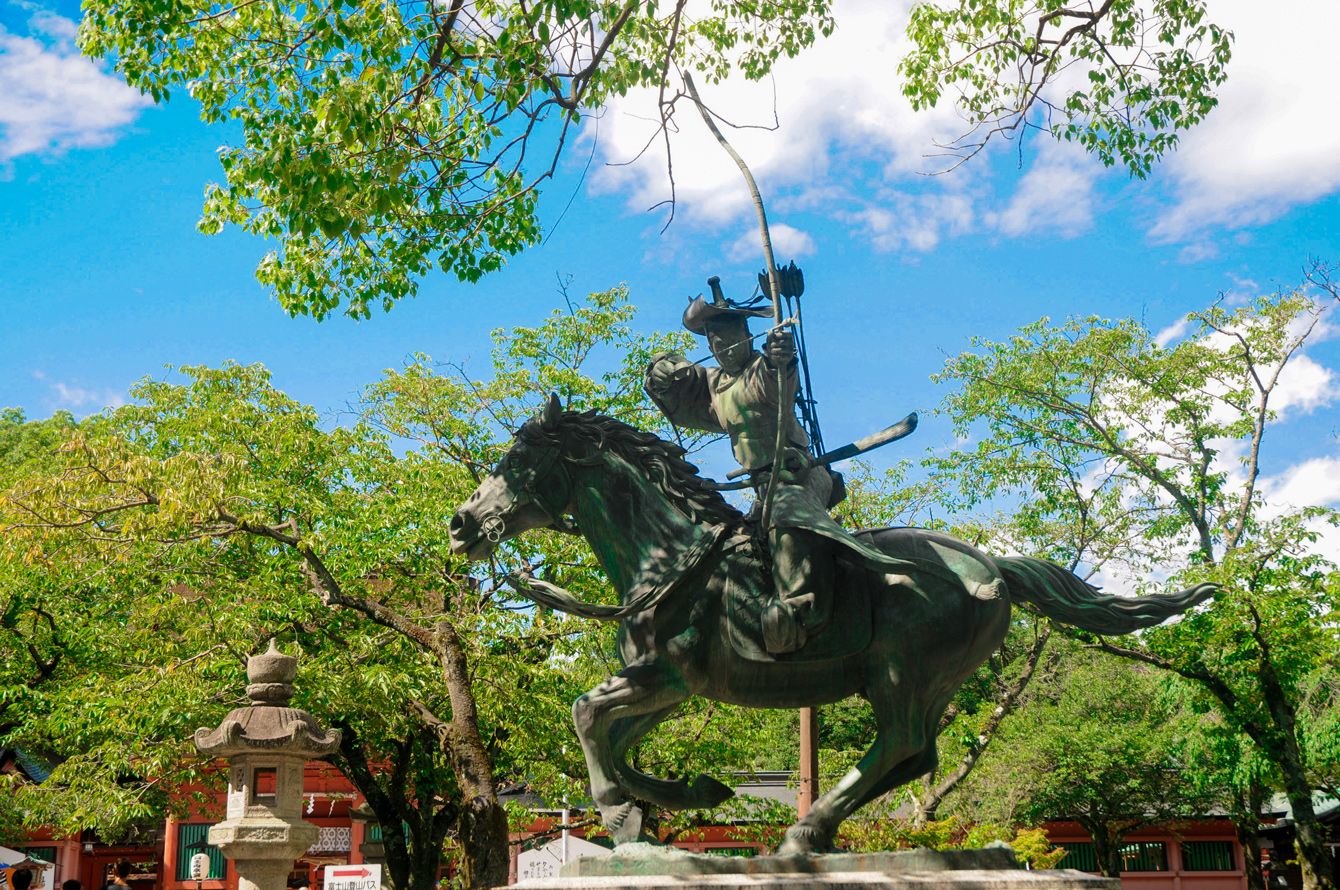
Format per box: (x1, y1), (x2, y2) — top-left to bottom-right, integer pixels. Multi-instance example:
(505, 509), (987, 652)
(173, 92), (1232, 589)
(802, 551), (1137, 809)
(430, 620), (509, 889)
(457, 796), (511, 889)
(1079, 819), (1124, 879)
(408, 818), (444, 890)
(1254, 640), (1336, 890)
(1235, 782), (1267, 890)
(334, 729), (429, 890)
(1281, 777), (1335, 890)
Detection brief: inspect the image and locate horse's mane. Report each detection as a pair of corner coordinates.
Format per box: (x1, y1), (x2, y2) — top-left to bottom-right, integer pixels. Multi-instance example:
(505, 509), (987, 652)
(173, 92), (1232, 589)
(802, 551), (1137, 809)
(520, 410), (744, 529)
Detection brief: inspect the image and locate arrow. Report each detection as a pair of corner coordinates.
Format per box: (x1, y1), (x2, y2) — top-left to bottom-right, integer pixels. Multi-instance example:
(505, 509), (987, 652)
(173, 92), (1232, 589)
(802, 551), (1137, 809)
(331, 869), (371, 878)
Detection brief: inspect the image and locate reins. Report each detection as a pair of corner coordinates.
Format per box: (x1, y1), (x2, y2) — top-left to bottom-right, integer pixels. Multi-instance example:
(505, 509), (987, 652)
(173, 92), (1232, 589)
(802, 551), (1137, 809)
(505, 523), (728, 622)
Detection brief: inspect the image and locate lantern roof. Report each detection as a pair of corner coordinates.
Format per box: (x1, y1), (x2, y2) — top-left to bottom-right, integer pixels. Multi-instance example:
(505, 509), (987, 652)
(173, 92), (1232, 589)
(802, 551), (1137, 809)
(194, 641), (341, 758)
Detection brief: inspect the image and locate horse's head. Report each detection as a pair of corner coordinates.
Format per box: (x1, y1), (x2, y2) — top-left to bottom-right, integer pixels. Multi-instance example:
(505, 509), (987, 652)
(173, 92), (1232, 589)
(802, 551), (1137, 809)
(449, 394), (573, 561)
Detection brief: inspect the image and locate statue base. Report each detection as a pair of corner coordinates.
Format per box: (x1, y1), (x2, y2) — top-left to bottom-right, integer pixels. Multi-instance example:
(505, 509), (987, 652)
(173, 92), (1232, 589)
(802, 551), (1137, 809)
(514, 845), (1119, 890)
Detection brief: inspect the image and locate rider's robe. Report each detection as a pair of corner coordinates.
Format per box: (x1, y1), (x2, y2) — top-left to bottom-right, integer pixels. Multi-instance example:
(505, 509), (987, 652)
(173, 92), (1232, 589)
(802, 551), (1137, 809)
(644, 350), (940, 577)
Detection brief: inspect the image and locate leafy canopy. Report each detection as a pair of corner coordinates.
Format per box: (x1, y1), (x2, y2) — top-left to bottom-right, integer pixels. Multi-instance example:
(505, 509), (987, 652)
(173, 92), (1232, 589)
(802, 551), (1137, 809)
(79, 0), (833, 319)
(932, 280), (1340, 888)
(901, 0), (1231, 175)
(81, 0), (1227, 318)
(0, 288), (681, 877)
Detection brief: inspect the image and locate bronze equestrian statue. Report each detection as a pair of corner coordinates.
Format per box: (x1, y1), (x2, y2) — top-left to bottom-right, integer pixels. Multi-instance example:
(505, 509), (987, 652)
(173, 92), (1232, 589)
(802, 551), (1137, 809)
(448, 390), (1215, 855)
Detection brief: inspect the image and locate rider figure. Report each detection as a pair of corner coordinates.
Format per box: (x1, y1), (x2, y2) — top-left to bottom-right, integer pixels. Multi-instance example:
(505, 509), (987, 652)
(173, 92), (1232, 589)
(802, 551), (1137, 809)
(646, 292), (879, 654)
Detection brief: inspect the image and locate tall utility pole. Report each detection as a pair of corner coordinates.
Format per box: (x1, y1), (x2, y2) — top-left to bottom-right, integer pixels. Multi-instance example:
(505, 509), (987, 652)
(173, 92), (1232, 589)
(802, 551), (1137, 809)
(798, 707), (819, 817)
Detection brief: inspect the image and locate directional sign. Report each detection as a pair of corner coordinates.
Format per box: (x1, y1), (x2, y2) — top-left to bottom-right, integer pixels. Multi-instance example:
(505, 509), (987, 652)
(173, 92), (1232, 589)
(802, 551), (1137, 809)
(323, 864), (380, 890)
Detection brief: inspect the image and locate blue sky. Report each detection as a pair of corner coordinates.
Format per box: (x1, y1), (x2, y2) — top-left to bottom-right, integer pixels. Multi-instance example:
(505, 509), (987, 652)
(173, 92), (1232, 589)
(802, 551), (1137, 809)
(1, 0), (1338, 553)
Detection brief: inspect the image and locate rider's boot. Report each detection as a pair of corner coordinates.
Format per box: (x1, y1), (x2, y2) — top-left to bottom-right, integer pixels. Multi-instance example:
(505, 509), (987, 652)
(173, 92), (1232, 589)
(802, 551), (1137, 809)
(762, 529), (832, 655)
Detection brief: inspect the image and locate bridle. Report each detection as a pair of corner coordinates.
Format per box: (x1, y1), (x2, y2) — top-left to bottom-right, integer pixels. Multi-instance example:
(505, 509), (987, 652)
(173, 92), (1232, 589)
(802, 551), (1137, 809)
(481, 433), (575, 542)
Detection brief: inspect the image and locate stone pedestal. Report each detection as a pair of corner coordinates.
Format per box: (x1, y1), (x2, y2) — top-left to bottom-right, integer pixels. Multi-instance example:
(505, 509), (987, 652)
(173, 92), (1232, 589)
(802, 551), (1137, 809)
(228, 859), (302, 890)
(206, 808), (318, 890)
(516, 873), (1117, 890)
(513, 844), (1119, 890)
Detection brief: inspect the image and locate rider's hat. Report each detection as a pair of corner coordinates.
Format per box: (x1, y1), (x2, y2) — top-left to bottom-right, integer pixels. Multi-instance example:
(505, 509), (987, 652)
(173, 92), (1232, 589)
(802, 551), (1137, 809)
(682, 292), (770, 335)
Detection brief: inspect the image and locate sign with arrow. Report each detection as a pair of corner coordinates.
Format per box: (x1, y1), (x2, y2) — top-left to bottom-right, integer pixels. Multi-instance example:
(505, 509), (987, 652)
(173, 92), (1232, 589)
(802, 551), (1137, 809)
(323, 864), (380, 890)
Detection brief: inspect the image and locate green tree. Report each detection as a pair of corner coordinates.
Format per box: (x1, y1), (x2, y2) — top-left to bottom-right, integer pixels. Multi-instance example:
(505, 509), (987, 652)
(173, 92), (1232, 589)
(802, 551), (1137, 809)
(955, 646), (1219, 877)
(901, 0), (1231, 176)
(79, 0), (1230, 318)
(0, 410), (79, 741)
(933, 274), (1340, 890)
(0, 288), (686, 889)
(0, 410), (93, 839)
(1174, 701), (1276, 890)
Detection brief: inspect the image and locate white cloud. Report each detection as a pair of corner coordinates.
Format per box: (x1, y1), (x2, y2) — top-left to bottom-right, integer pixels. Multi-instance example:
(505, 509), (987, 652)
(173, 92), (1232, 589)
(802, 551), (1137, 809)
(1194, 301), (1340, 419)
(42, 378), (127, 412)
(1154, 316), (1193, 347)
(1264, 456), (1340, 512)
(587, 0), (980, 248)
(0, 8), (150, 163)
(27, 9), (77, 44)
(1272, 354), (1339, 416)
(1260, 455), (1340, 564)
(728, 222), (816, 263)
(1177, 241), (1219, 264)
(840, 189), (975, 253)
(1309, 521), (1340, 565)
(585, 0), (1338, 252)
(1149, 0), (1340, 240)
(984, 143), (1096, 238)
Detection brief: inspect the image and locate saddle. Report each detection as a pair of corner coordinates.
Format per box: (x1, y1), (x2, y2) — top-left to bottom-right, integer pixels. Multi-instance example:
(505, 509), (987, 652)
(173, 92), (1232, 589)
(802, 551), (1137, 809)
(723, 536), (874, 664)
(720, 526), (1005, 663)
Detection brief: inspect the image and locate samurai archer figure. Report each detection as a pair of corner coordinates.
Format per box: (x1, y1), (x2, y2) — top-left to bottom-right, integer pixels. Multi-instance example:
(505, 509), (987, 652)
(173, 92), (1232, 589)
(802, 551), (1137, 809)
(646, 287), (932, 654)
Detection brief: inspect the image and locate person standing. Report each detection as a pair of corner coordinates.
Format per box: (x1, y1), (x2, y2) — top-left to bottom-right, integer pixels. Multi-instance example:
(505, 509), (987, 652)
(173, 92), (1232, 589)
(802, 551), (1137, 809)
(102, 862), (131, 890)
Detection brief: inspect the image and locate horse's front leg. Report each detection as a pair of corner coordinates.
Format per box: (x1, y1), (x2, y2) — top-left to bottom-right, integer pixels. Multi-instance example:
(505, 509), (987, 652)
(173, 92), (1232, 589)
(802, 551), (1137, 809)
(573, 659), (687, 844)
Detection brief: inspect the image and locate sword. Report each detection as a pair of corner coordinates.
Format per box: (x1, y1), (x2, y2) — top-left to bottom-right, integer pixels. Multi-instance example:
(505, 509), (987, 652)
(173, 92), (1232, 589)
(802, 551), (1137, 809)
(712, 412), (918, 488)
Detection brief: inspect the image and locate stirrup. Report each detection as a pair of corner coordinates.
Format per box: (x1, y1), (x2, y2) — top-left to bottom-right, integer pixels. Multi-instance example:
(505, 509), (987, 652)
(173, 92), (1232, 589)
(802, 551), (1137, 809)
(762, 601), (807, 654)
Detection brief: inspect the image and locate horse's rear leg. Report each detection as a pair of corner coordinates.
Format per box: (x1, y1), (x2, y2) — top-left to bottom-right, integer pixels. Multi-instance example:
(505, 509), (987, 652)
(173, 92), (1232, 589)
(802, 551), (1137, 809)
(777, 672), (932, 855)
(573, 660), (687, 844)
(851, 706), (946, 811)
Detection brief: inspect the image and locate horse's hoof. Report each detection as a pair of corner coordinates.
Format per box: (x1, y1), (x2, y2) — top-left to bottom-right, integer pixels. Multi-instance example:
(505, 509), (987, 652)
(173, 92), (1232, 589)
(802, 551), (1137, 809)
(776, 824), (831, 856)
(604, 801), (649, 845)
(689, 774), (734, 808)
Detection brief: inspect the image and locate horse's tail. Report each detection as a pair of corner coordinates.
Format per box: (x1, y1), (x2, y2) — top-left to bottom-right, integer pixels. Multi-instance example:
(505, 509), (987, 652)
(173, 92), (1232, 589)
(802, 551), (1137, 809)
(998, 556), (1216, 635)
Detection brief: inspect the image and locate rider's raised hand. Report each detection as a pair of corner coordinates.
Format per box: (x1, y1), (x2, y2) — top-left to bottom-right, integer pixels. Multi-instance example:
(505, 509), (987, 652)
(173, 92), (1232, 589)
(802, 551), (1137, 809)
(764, 327), (796, 366)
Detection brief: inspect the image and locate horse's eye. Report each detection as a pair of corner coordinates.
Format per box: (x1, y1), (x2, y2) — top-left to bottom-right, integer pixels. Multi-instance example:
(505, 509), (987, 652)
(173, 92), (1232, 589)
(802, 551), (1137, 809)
(498, 447), (526, 478)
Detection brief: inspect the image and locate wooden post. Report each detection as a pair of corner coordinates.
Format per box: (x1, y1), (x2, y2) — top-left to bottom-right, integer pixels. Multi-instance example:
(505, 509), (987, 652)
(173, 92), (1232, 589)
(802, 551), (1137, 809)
(798, 706), (819, 817)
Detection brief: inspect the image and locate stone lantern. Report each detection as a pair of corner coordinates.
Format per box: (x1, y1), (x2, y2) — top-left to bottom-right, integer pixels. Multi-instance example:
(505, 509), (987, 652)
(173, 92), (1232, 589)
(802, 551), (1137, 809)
(194, 642), (341, 890)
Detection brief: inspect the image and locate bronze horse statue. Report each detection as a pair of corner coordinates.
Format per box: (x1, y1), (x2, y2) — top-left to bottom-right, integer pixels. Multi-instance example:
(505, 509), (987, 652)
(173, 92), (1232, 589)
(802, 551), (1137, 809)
(448, 397), (1215, 855)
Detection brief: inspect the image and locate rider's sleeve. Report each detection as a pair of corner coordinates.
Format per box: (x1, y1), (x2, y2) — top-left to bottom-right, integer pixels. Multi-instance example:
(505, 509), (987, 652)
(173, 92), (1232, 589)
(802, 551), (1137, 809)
(644, 353), (724, 433)
(747, 351), (800, 405)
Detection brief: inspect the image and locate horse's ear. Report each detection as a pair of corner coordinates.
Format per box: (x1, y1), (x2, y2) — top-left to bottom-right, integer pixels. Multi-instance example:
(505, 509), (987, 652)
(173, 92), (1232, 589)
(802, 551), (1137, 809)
(542, 393), (562, 429)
